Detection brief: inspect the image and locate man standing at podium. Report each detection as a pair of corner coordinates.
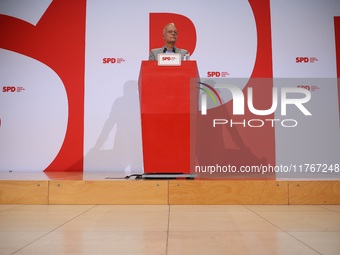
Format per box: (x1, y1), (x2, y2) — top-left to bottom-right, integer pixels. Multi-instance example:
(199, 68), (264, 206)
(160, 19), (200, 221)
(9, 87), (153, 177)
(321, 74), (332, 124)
(149, 23), (189, 61)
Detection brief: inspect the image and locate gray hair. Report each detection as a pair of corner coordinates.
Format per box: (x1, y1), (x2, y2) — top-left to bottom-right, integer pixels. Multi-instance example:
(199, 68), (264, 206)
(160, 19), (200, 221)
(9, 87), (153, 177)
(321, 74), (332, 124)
(163, 23), (176, 35)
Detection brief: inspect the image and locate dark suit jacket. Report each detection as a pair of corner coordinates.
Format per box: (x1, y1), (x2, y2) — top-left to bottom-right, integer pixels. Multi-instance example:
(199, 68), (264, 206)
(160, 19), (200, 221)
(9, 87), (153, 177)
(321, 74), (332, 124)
(148, 46), (189, 60)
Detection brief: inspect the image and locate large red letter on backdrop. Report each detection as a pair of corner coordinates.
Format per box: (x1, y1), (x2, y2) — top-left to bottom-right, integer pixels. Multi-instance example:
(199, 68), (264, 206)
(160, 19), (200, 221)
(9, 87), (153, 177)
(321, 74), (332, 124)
(149, 13), (197, 55)
(0, 0), (86, 172)
(334, 17), (340, 125)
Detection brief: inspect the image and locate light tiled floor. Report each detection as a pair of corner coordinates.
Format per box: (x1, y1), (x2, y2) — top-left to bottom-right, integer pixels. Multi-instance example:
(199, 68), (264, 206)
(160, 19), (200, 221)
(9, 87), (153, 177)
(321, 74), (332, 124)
(0, 205), (339, 255)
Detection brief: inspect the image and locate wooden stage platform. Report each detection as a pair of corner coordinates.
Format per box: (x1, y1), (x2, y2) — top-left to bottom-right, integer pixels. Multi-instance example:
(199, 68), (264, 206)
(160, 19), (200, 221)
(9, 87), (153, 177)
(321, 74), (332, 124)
(1, 172), (340, 205)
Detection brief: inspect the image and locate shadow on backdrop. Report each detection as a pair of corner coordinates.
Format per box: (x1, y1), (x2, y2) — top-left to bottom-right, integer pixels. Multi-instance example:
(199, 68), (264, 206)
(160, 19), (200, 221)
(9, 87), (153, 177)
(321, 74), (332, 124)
(85, 80), (143, 174)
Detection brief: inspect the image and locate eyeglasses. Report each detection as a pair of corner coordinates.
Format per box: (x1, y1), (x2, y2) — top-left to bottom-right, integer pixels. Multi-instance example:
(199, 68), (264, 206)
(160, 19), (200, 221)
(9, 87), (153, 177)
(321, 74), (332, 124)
(165, 30), (178, 35)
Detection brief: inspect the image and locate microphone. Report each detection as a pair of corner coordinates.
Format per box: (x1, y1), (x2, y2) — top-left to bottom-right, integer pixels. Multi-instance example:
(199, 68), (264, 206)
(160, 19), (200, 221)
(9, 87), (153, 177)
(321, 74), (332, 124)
(163, 47), (167, 53)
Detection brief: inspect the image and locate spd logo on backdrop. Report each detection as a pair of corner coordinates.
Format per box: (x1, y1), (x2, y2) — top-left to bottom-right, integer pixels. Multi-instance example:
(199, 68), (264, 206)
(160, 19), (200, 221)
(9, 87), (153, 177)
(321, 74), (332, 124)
(207, 71), (230, 77)
(2, 86), (25, 92)
(295, 57), (319, 63)
(102, 57), (126, 64)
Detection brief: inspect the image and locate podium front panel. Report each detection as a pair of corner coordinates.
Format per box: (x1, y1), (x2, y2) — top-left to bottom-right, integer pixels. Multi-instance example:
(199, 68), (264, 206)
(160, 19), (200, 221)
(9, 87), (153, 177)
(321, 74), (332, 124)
(138, 61), (199, 173)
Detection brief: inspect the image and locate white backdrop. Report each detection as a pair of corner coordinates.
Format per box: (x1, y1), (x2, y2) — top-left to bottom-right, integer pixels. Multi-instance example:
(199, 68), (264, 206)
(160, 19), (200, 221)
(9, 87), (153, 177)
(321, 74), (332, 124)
(0, 0), (339, 178)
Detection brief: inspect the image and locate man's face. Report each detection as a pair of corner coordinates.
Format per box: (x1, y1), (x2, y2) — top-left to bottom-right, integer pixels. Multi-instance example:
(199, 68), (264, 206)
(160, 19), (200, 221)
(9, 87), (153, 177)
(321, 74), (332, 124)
(163, 24), (178, 44)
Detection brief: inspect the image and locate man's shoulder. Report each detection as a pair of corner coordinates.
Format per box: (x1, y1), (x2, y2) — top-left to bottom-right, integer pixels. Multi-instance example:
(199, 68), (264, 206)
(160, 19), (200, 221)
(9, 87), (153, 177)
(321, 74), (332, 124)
(150, 48), (163, 53)
(175, 48), (189, 54)
(149, 48), (165, 60)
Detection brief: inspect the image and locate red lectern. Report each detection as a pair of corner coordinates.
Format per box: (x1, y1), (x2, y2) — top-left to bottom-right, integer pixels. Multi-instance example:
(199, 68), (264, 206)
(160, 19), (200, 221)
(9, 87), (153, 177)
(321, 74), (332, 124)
(138, 61), (199, 174)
